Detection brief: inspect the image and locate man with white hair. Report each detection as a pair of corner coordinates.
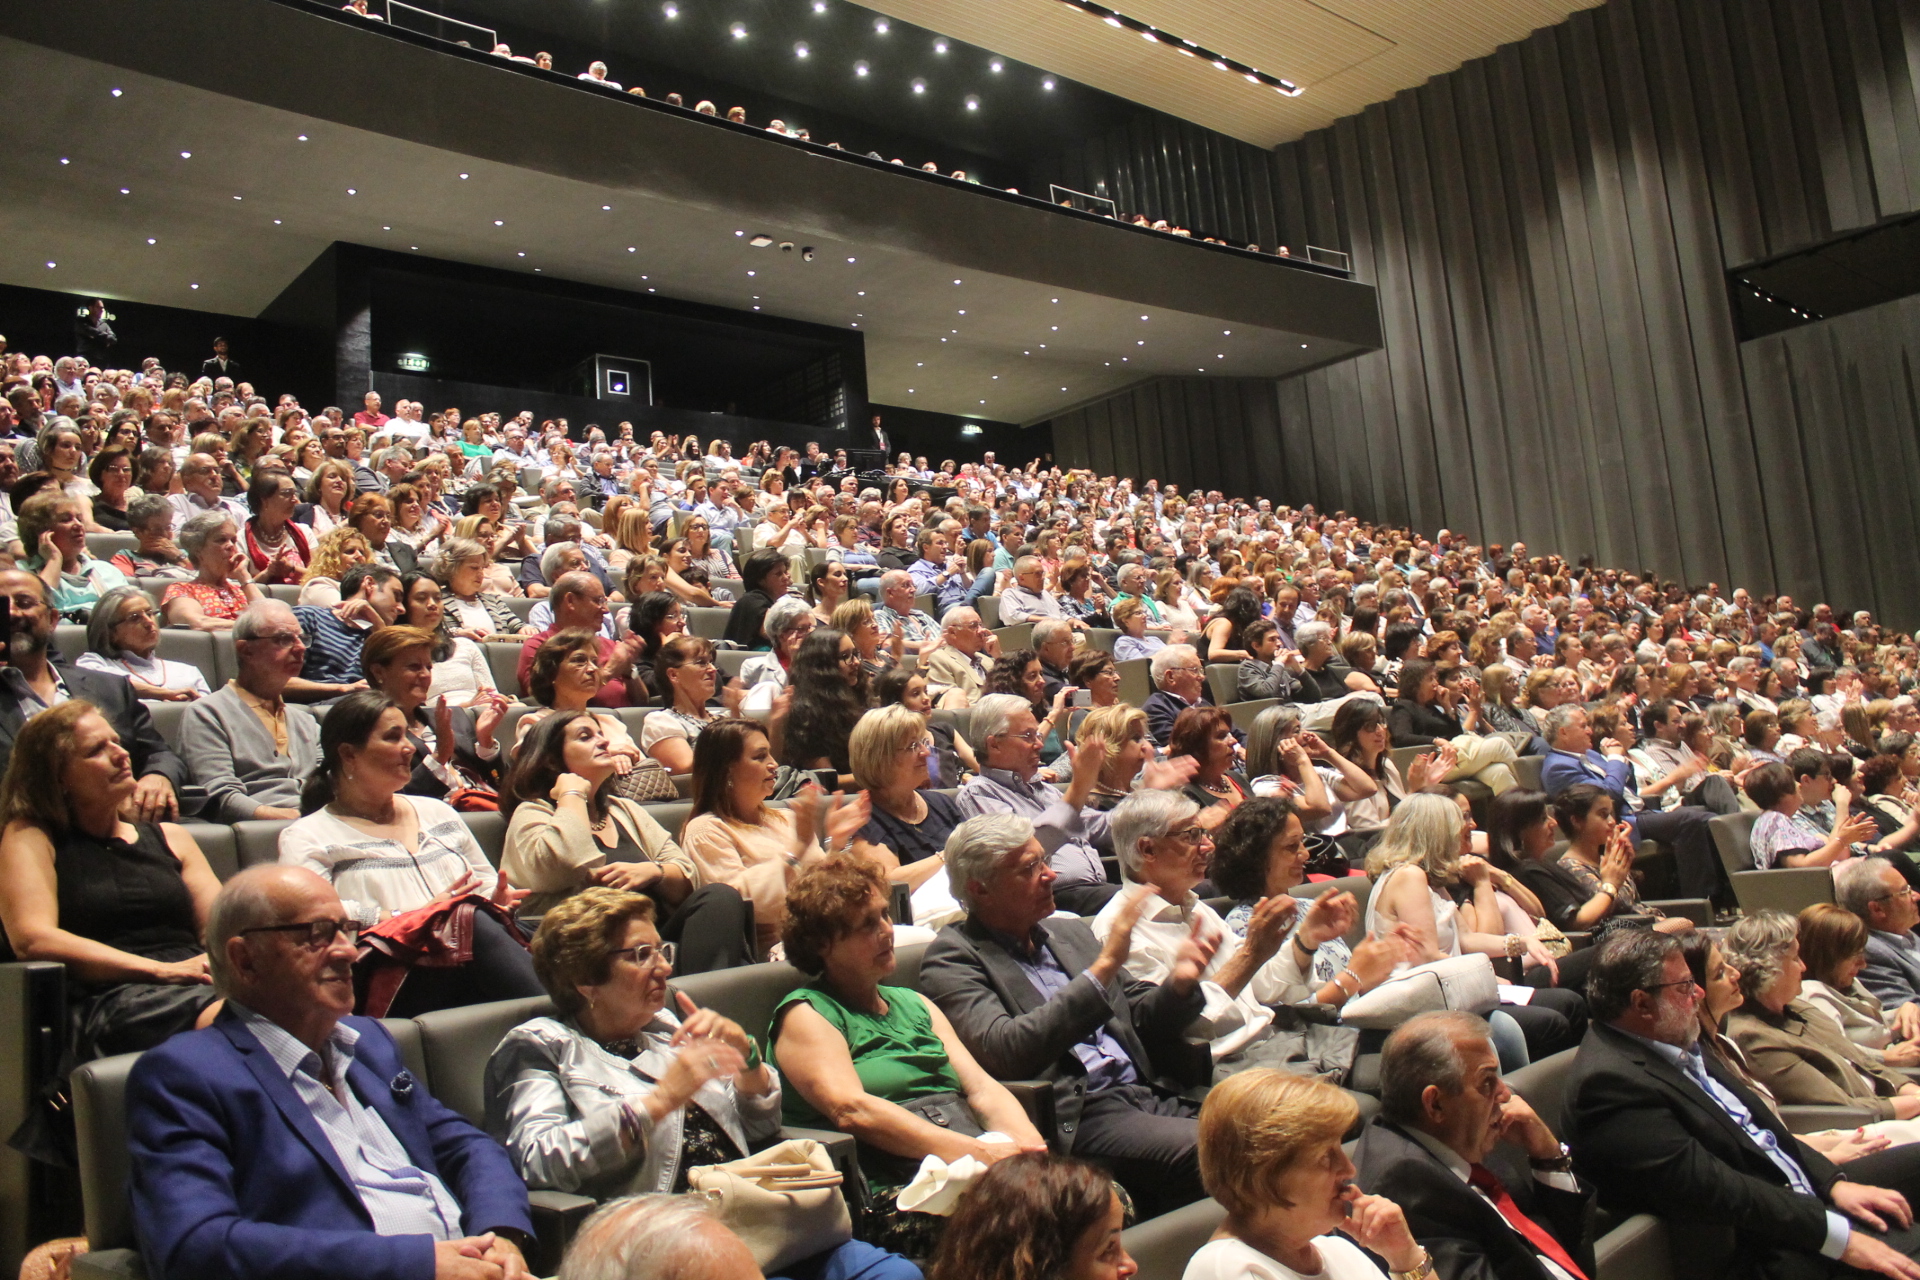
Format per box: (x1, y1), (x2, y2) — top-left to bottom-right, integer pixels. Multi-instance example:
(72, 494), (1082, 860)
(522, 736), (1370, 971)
(179, 601), (322, 821)
(998, 556), (1067, 626)
(1143, 643), (1209, 747)
(920, 813), (1215, 1218)
(1839, 858), (1920, 1029)
(1113, 563), (1163, 625)
(1032, 618), (1075, 701)
(557, 1196), (763, 1280)
(923, 607), (999, 707)
(957, 694), (1193, 914)
(126, 865), (534, 1280)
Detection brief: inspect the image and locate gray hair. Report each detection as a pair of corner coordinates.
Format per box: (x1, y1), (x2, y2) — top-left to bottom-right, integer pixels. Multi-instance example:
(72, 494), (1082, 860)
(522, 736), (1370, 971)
(965, 693), (1032, 755)
(540, 476), (572, 500)
(1245, 704), (1305, 778)
(1117, 564), (1148, 591)
(881, 569), (913, 594)
(127, 493), (173, 529)
(558, 1195), (726, 1280)
(1149, 643), (1198, 686)
(1295, 620), (1333, 653)
(233, 599), (296, 643)
(762, 595), (813, 643)
(1013, 555), (1042, 577)
(1723, 910), (1799, 1001)
(1586, 928), (1684, 1022)
(177, 510), (235, 560)
(205, 866), (298, 995)
(1378, 1011), (1494, 1126)
(1541, 703), (1586, 746)
(85, 586), (148, 658)
(1835, 856), (1899, 920)
(373, 446), (412, 470)
(1109, 789), (1200, 880)
(943, 813), (1037, 911)
(941, 607), (981, 636)
(1727, 656), (1757, 676)
(1031, 618), (1072, 649)
(539, 541), (582, 583)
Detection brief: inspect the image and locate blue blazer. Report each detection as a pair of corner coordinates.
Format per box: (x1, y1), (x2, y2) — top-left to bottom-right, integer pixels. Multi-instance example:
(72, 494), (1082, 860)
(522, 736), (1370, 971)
(127, 1012), (532, 1280)
(1541, 749), (1645, 839)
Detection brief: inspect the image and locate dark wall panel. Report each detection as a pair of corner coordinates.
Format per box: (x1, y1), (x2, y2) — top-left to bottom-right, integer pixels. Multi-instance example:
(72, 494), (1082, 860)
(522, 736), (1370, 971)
(1039, 0), (1920, 627)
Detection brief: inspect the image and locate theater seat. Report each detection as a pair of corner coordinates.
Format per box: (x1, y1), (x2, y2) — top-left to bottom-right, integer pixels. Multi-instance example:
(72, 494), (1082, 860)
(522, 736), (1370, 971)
(152, 630), (216, 678)
(144, 701), (189, 753)
(232, 818), (293, 869)
(1511, 755), (1546, 792)
(685, 606), (730, 640)
(1120, 1197), (1227, 1280)
(485, 642), (526, 698)
(411, 995), (555, 1126)
(639, 801), (695, 842)
(69, 1052), (141, 1274)
(715, 648), (752, 681)
(1729, 866), (1834, 915)
(1287, 875), (1371, 946)
(460, 811), (508, 867)
(1224, 699), (1277, 733)
(1204, 664), (1239, 707)
(181, 822), (238, 881)
(1116, 658), (1153, 708)
(673, 958), (810, 1046)
(1505, 1048), (1576, 1133)
(975, 595), (1000, 629)
(1710, 810), (1764, 876)
(1083, 628), (1119, 655)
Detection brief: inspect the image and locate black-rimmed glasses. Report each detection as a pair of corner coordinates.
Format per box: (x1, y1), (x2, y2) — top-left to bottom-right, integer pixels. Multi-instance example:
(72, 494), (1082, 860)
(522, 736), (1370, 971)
(241, 918), (360, 949)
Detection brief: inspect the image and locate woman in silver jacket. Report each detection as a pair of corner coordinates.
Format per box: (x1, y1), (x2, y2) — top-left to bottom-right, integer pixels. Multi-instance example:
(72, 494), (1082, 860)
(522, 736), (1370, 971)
(484, 887), (779, 1199)
(485, 889), (922, 1280)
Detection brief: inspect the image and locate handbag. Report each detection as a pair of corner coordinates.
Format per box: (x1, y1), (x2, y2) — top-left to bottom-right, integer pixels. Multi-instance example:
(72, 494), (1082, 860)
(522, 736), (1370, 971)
(612, 758), (679, 803)
(1338, 953), (1500, 1030)
(685, 1138), (852, 1272)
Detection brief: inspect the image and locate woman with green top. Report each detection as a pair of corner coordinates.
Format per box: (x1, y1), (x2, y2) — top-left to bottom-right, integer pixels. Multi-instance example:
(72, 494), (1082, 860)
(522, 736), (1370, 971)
(772, 856), (1047, 1258)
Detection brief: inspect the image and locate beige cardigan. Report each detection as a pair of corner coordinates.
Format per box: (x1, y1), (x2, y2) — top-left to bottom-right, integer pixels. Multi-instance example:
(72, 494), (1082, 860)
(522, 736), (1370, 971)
(503, 796), (698, 914)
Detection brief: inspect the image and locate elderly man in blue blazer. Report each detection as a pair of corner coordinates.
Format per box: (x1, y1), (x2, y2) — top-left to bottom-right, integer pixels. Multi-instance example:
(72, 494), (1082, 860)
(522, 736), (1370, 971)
(126, 864), (532, 1280)
(1538, 703), (1728, 909)
(1838, 857), (1920, 1037)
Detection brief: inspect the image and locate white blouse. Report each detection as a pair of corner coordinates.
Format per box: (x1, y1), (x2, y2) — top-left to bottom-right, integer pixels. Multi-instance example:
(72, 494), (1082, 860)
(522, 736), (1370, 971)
(278, 795), (492, 926)
(76, 650), (212, 697)
(1184, 1236), (1384, 1280)
(428, 636), (499, 707)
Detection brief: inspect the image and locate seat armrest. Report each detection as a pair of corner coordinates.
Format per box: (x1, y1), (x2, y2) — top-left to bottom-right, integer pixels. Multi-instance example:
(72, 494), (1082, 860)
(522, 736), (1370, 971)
(527, 1189), (598, 1276)
(779, 1126), (859, 1177)
(1778, 1103), (1879, 1133)
(71, 1250), (147, 1280)
(1001, 1080), (1057, 1146)
(1642, 898), (1711, 925)
(1561, 932), (1594, 951)
(1594, 1212), (1672, 1280)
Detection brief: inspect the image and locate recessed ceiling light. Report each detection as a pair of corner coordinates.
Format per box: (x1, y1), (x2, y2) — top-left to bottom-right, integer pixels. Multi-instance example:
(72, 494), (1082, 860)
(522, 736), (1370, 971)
(146, 237), (156, 244)
(908, 388), (914, 392)
(1140, 315), (1149, 320)
(662, 2), (677, 15)
(1042, 78), (1055, 90)
(730, 22), (747, 38)
(979, 400), (985, 404)
(794, 42), (809, 57)
(912, 79), (925, 94)
(1104, 15), (1123, 26)
(1137, 340), (1144, 345)
(992, 375), (999, 379)
(382, 225), (390, 230)
(855, 60), (869, 76)
(1245, 73), (1260, 83)
(180, 150), (191, 158)
(749, 234), (774, 247)
(411, 245), (419, 250)
(347, 188), (357, 195)
(952, 329), (958, 333)
(494, 219), (504, 225)
(190, 283), (199, 289)
(234, 195), (244, 200)
(1217, 354), (1224, 358)
(602, 205), (611, 211)
(1039, 343), (1046, 348)
(459, 173), (469, 179)
(847, 256), (856, 262)
(754, 305), (761, 310)
(1301, 343), (1308, 348)
(965, 95), (979, 110)
(111, 88), (122, 97)
(629, 246), (636, 251)
(934, 38), (948, 52)
(874, 16), (888, 31)
(534, 268), (541, 272)
(1061, 387), (1067, 391)
(1223, 330), (1231, 335)
(1050, 326), (1058, 331)
(1142, 30), (1158, 41)
(120, 188), (129, 194)
(957, 309), (966, 315)
(857, 291), (865, 296)
(917, 362), (924, 366)
(518, 251), (526, 257)
(812, 0), (826, 10)
(297, 134), (308, 141)
(954, 279), (962, 284)
(748, 270), (756, 276)
(990, 59), (1003, 72)
(274, 219), (282, 225)
(649, 287), (655, 291)
(59, 158), (68, 165)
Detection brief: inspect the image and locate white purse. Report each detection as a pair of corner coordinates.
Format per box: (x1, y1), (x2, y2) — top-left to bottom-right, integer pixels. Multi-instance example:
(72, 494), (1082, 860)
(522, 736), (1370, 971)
(1338, 953), (1500, 1030)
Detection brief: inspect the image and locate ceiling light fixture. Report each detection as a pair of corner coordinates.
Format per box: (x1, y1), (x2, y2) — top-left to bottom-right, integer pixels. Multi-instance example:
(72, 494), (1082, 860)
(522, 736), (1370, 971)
(1042, 77), (1055, 90)
(59, 157), (69, 165)
(493, 218), (503, 225)
(794, 41), (809, 57)
(911, 79), (926, 93)
(459, 173), (469, 179)
(146, 238), (156, 245)
(45, 262), (55, 269)
(120, 188), (129, 194)
(347, 188), (357, 194)
(179, 150), (191, 158)
(111, 88), (122, 97)
(749, 234), (774, 246)
(854, 60), (869, 76)
(1055, 0), (1302, 93)
(990, 59), (1003, 72)
(934, 38), (948, 52)
(965, 94), (979, 110)
(730, 22), (747, 38)
(663, 2), (678, 14)
(813, 0), (826, 10)
(874, 17), (888, 32)
(297, 134), (308, 141)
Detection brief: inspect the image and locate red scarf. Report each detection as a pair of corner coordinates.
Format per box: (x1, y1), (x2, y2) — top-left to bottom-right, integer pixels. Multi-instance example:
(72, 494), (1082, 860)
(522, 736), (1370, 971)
(246, 518), (311, 575)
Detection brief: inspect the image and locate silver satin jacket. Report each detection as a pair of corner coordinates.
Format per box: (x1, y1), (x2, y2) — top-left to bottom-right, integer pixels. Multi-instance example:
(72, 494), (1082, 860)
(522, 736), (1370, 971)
(483, 1010), (783, 1199)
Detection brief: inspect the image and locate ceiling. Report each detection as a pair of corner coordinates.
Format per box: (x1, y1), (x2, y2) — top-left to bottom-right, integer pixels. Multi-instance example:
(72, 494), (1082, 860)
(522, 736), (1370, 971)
(850, 0), (1606, 148)
(0, 32), (1368, 424)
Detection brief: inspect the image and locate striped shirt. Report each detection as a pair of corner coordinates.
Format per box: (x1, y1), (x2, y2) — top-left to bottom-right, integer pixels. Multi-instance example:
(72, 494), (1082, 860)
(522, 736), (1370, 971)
(293, 605), (369, 686)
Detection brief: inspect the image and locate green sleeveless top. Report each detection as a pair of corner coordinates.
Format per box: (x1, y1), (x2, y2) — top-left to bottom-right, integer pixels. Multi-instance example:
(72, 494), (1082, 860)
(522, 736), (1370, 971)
(772, 982), (961, 1129)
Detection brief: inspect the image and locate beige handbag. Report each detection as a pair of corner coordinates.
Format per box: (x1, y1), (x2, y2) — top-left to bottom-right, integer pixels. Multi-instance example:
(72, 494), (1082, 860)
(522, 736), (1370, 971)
(685, 1138), (852, 1272)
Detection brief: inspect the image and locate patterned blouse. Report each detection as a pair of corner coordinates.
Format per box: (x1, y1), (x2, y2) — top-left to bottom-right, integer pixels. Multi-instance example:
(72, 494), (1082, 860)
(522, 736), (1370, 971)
(161, 579), (251, 622)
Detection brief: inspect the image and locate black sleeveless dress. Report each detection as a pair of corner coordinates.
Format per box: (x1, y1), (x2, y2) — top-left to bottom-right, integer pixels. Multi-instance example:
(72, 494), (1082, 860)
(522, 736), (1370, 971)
(57, 822), (217, 1063)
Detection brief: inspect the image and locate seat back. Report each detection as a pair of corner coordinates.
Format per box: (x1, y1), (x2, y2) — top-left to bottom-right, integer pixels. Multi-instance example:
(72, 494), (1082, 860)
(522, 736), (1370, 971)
(1082, 628), (1119, 655)
(1119, 1197), (1228, 1280)
(381, 1016), (430, 1082)
(71, 1052), (141, 1250)
(1225, 699), (1277, 733)
(1710, 810), (1762, 875)
(673, 960), (809, 1044)
(233, 818), (293, 869)
(716, 649), (753, 681)
(891, 942), (927, 991)
(930, 706), (973, 746)
(1205, 664), (1239, 707)
(638, 802), (696, 843)
(0, 961), (66, 1273)
(1511, 755), (1546, 792)
(1388, 744), (1436, 780)
(1116, 658), (1153, 709)
(145, 701), (190, 754)
(1288, 874), (1372, 945)
(974, 595), (1000, 629)
(412, 995), (556, 1125)
(685, 607), (730, 640)
(501, 596), (539, 624)
(182, 822), (239, 881)
(1504, 1047), (1577, 1135)
(1730, 867), (1834, 915)
(263, 583), (302, 605)
(461, 811), (509, 867)
(153, 630), (217, 679)
(994, 622), (1033, 652)
(486, 642), (526, 698)
(85, 533), (139, 561)
(55, 625), (89, 661)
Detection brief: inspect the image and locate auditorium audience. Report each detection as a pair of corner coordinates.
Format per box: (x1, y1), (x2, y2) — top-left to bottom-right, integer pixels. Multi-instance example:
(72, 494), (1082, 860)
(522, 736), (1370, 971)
(360, 624), (506, 802)
(396, 569), (501, 706)
(242, 469), (312, 583)
(179, 601), (321, 821)
(1798, 901), (1920, 1065)
(160, 511), (262, 630)
(20, 489), (130, 618)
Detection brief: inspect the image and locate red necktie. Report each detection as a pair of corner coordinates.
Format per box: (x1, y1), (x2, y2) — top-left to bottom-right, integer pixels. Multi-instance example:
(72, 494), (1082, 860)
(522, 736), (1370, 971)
(1467, 1162), (1588, 1280)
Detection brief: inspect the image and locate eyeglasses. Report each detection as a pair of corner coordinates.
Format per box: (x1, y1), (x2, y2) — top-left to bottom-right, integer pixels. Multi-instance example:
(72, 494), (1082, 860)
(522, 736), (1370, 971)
(249, 631), (304, 647)
(902, 736), (935, 754)
(1169, 825), (1212, 846)
(241, 918), (360, 949)
(611, 942), (677, 970)
(994, 729), (1044, 744)
(113, 607), (157, 626)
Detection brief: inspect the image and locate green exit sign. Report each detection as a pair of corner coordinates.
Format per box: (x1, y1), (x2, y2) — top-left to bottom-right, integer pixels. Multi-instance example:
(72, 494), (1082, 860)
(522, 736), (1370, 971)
(396, 353), (430, 372)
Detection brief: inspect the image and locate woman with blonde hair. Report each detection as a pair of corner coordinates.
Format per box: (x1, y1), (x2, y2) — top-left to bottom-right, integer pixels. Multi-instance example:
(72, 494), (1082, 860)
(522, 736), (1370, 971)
(847, 704), (966, 925)
(300, 458), (355, 535)
(607, 505), (654, 579)
(297, 526), (373, 608)
(1364, 794), (1581, 1062)
(833, 596), (900, 680)
(1188, 1069), (1433, 1280)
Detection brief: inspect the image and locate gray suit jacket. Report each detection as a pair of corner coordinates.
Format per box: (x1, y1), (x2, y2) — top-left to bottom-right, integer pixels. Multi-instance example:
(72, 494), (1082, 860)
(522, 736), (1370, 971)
(179, 684), (322, 822)
(1860, 929), (1920, 1011)
(918, 915), (1206, 1154)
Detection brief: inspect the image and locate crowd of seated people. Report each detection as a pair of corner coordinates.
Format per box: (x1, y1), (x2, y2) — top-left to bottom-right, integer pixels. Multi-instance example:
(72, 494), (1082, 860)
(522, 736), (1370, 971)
(18, 333), (1920, 1279)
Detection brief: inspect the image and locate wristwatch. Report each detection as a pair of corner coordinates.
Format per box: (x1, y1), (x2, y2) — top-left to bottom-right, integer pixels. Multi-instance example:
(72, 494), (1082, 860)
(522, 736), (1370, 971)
(1388, 1247), (1433, 1280)
(1529, 1141), (1574, 1173)
(1598, 881), (1619, 898)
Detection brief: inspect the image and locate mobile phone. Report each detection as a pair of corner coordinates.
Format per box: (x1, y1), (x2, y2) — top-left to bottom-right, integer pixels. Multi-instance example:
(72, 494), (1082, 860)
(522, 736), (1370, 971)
(0, 594), (9, 666)
(1070, 689), (1092, 708)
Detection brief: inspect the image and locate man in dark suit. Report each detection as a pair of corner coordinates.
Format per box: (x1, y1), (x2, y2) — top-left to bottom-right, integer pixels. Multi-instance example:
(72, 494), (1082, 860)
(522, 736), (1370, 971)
(0, 569), (189, 818)
(127, 864), (532, 1280)
(200, 335), (242, 383)
(1836, 858), (1920, 1035)
(919, 812), (1215, 1218)
(1143, 643), (1208, 747)
(1568, 929), (1920, 1279)
(1355, 1011), (1596, 1280)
